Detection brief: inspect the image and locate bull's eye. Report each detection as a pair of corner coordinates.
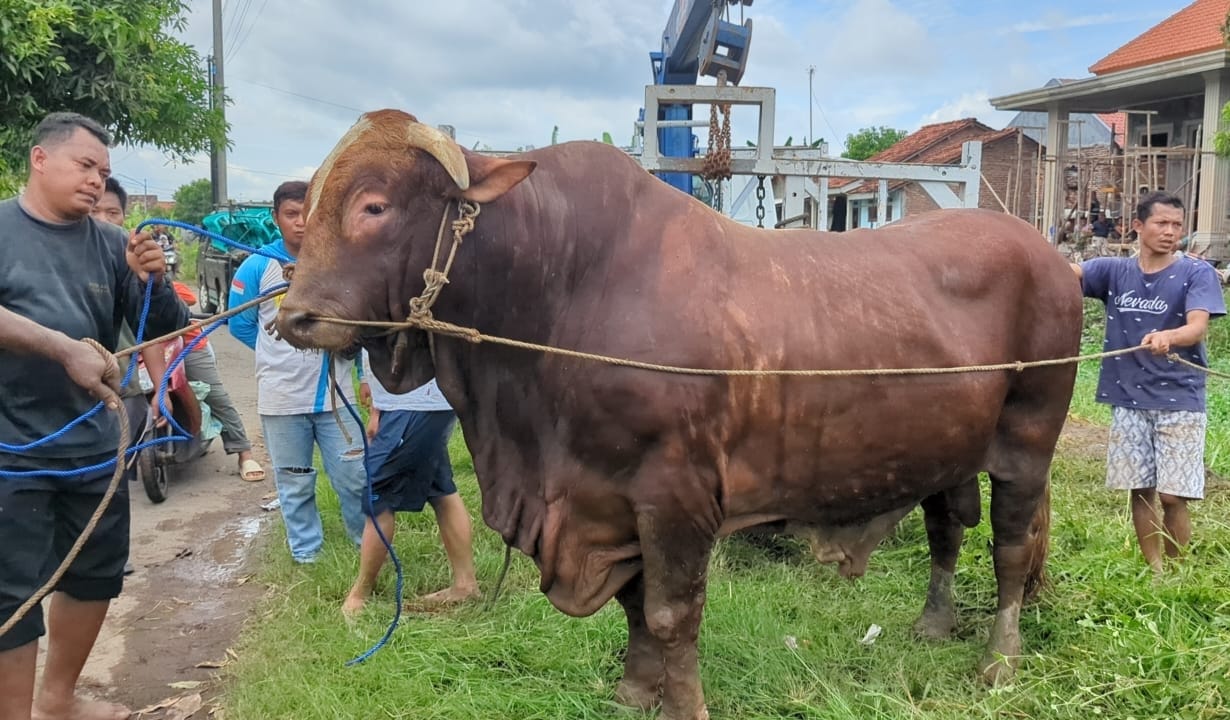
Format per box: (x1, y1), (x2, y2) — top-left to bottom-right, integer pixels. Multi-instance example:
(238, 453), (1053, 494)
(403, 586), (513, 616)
(365, 203), (388, 216)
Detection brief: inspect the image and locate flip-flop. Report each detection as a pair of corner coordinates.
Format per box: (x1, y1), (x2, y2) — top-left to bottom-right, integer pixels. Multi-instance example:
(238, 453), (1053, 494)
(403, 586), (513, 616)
(240, 459), (266, 482)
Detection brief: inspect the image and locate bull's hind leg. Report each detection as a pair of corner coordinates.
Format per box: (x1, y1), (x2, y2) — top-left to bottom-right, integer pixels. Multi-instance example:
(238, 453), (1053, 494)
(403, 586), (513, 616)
(981, 436), (1055, 684)
(613, 574), (664, 711)
(636, 509), (717, 720)
(914, 480), (980, 639)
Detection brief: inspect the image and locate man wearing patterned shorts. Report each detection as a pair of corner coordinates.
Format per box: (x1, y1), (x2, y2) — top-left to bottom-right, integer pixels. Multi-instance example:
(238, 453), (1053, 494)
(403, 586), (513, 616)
(1072, 191), (1225, 572)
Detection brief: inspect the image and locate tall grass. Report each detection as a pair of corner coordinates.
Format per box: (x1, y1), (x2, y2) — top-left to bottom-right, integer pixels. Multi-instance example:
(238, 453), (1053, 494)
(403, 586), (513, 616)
(220, 419), (1230, 719)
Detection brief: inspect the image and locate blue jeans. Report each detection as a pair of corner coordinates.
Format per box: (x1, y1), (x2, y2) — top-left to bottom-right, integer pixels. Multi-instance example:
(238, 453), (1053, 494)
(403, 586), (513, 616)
(260, 412), (367, 562)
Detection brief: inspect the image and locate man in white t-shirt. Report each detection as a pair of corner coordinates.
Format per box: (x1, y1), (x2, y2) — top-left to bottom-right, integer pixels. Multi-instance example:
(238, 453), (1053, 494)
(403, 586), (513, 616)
(342, 351), (478, 615)
(229, 181), (366, 563)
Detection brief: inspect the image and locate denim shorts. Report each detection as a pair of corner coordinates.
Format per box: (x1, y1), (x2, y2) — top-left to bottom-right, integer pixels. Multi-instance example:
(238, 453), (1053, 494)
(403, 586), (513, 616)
(364, 410), (457, 516)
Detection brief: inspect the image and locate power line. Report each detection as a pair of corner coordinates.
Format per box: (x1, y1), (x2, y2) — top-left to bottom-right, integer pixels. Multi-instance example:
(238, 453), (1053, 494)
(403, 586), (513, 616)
(234, 78), (365, 113)
(230, 0), (255, 55)
(232, 78), (490, 144)
(810, 94), (840, 145)
(223, 0), (252, 52)
(226, 0), (270, 62)
(112, 173), (177, 195)
(221, 0), (241, 49)
(228, 163), (306, 180)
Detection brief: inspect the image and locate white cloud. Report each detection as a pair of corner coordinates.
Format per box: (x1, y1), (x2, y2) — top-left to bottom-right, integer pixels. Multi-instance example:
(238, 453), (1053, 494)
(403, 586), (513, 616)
(819, 0), (937, 77)
(102, 0), (1173, 202)
(921, 91), (997, 125)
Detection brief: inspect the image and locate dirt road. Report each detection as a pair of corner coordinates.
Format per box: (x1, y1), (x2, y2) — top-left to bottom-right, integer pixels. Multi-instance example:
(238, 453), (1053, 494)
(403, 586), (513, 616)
(46, 331), (275, 716)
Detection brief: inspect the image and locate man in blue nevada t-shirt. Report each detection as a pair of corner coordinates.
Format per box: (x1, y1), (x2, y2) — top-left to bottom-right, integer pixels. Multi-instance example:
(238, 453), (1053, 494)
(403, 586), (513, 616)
(1072, 191), (1226, 573)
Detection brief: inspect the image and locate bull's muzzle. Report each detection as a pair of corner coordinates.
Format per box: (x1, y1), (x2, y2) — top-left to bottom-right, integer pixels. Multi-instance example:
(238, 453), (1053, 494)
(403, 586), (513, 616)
(275, 305), (357, 352)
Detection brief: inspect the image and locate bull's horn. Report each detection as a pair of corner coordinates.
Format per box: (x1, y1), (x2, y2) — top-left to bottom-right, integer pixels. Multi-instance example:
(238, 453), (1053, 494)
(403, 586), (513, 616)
(406, 123), (470, 191)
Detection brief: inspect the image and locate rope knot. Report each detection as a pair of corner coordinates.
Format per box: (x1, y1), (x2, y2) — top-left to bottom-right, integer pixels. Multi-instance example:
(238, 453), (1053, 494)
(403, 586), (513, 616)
(407, 296), (433, 321)
(422, 268), (448, 288)
(451, 214), (476, 237)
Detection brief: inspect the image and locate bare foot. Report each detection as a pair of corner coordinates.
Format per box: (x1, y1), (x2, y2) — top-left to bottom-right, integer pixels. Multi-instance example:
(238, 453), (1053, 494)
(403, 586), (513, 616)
(341, 593), (367, 618)
(32, 696), (131, 720)
(418, 584), (480, 606)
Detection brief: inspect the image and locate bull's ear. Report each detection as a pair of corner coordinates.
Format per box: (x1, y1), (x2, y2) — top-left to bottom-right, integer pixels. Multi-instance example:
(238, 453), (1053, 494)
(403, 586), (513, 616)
(460, 155), (537, 203)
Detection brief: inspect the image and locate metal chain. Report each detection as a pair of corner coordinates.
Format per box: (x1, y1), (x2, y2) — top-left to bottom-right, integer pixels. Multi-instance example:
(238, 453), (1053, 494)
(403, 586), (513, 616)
(755, 175), (766, 227)
(701, 72), (733, 182)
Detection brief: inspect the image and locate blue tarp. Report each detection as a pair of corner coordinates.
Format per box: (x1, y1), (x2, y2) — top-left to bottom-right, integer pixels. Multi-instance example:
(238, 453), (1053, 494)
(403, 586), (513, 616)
(201, 208), (282, 253)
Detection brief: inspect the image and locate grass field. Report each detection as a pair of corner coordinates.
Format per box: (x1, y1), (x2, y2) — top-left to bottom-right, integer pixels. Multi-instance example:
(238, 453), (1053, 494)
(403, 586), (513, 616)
(219, 292), (1230, 720)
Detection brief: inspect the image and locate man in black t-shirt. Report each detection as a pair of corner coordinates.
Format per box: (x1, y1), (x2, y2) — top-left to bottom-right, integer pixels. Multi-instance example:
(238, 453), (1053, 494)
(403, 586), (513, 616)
(0, 112), (187, 720)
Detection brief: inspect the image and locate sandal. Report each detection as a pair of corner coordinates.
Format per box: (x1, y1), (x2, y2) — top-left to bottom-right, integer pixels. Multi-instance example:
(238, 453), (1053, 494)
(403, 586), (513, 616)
(240, 458), (266, 482)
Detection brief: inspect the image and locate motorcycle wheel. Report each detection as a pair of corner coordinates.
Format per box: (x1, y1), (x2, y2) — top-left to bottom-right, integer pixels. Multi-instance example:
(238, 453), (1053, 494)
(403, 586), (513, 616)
(137, 449), (169, 504)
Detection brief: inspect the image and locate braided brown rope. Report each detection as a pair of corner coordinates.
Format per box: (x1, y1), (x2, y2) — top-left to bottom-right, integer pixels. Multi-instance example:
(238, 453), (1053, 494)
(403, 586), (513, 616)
(1, 288), (293, 639)
(1169, 353), (1230, 380)
(407, 200), (479, 323)
(116, 288), (290, 360)
(317, 313), (1180, 377)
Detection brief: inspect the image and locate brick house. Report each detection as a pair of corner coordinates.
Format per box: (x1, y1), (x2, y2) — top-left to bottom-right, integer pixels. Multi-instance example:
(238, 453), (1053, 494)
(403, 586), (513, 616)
(829, 118), (1043, 229)
(992, 0), (1230, 260)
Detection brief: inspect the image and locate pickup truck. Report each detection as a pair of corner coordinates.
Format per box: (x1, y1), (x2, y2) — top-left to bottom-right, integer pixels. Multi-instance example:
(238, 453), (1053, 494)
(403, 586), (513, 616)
(196, 237), (246, 313)
(194, 207), (281, 313)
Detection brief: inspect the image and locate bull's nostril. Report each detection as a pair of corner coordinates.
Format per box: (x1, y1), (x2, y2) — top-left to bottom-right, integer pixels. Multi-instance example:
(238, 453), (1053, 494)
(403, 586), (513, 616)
(276, 308), (318, 344)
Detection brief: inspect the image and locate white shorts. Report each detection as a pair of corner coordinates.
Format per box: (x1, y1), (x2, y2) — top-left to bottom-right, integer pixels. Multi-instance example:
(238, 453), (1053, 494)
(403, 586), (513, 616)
(1106, 406), (1207, 500)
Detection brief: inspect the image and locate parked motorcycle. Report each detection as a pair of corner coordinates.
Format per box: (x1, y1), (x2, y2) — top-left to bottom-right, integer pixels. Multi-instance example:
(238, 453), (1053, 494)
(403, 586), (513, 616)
(155, 229), (178, 280)
(131, 336), (215, 503)
(163, 245), (179, 280)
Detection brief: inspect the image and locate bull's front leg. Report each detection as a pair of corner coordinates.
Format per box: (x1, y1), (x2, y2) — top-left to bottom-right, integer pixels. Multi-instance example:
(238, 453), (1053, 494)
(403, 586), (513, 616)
(637, 510), (716, 720)
(614, 574), (664, 711)
(914, 483), (976, 639)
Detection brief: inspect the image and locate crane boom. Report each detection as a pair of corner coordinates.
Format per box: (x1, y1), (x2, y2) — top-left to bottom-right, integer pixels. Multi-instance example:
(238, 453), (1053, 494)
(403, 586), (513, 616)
(647, 0), (754, 196)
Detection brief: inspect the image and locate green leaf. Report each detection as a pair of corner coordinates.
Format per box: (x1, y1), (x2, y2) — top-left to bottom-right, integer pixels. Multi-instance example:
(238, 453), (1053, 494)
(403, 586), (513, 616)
(0, 0), (228, 176)
(841, 125), (909, 160)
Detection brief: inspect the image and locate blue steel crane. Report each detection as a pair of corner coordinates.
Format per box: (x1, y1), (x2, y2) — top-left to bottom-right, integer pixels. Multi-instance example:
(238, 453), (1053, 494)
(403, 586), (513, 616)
(647, 0), (753, 197)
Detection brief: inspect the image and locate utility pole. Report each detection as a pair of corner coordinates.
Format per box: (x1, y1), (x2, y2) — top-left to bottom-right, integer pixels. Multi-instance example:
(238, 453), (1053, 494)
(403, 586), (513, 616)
(209, 0), (228, 208)
(807, 65), (815, 147)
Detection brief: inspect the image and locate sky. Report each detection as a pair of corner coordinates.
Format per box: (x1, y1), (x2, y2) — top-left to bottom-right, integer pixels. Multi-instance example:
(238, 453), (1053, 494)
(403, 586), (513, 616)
(112, 0), (1181, 203)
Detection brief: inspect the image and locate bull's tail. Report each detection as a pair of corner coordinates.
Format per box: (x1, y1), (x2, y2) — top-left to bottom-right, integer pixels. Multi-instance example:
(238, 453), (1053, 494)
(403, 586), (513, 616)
(1022, 482), (1051, 602)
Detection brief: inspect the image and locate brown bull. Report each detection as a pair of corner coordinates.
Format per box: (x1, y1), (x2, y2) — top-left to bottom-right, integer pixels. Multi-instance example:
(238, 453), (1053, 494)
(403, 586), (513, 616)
(277, 109), (1082, 720)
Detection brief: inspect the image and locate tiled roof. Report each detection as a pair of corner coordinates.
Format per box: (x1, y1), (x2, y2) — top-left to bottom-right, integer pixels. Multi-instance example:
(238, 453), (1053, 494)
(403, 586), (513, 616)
(865, 118), (991, 163)
(1089, 0), (1230, 75)
(1095, 112), (1127, 146)
(834, 120), (1026, 195)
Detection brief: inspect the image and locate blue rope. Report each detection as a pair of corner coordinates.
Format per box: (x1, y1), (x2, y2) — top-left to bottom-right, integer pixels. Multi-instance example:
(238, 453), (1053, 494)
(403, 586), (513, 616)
(147, 218), (294, 263)
(0, 217), (291, 477)
(0, 282), (152, 454)
(333, 382), (405, 667)
(0, 292), (261, 478)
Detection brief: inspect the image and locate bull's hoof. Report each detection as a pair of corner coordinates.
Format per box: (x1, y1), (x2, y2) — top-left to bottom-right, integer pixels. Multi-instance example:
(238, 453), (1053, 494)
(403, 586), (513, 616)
(658, 705), (709, 720)
(912, 608), (956, 640)
(613, 679), (661, 712)
(977, 653), (1016, 686)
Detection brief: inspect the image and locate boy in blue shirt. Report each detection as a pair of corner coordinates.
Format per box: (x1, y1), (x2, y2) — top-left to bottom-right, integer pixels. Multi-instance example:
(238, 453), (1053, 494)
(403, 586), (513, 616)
(1072, 191), (1225, 572)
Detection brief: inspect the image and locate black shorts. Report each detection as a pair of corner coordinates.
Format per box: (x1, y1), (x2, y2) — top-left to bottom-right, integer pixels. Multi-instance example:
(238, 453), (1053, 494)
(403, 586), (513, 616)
(0, 401), (138, 651)
(363, 410), (457, 516)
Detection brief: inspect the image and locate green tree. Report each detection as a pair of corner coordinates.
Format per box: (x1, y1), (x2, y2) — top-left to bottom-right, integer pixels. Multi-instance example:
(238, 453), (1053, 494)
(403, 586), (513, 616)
(841, 126), (909, 160)
(0, 0), (227, 193)
(172, 178), (213, 226)
(1218, 13), (1230, 156)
